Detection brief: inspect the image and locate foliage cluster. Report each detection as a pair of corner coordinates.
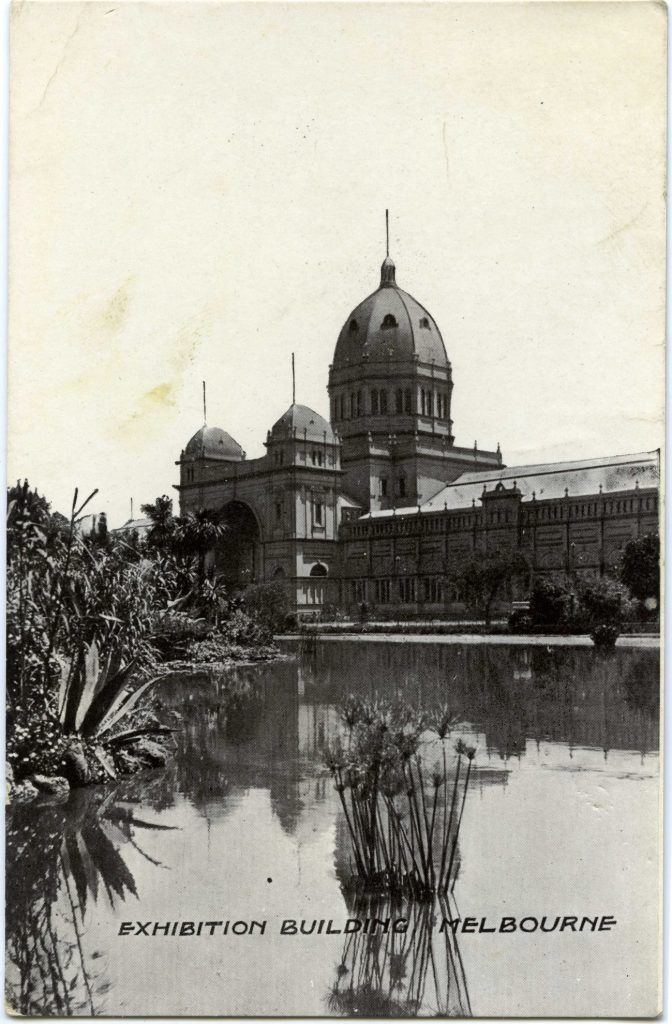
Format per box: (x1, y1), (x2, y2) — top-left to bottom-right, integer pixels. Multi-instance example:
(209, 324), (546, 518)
(449, 548), (529, 624)
(619, 533), (659, 610)
(7, 482), (166, 777)
(6, 483), (280, 783)
(528, 573), (635, 633)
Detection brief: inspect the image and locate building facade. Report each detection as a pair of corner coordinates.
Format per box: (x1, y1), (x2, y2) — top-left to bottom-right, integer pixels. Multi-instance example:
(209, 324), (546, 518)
(175, 242), (659, 615)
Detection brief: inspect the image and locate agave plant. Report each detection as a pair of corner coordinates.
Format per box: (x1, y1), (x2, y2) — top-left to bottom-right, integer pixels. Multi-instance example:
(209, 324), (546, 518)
(57, 638), (160, 740)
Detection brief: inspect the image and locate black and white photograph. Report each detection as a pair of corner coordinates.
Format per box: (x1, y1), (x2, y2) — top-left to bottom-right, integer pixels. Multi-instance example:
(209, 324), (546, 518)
(5, 2), (664, 1017)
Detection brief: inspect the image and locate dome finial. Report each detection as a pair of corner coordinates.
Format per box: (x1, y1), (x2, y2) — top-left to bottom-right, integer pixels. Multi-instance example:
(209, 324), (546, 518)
(380, 210), (396, 287)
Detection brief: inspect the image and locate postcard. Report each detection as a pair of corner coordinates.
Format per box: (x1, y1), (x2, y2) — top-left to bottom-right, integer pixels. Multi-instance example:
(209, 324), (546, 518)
(6, 1), (664, 1017)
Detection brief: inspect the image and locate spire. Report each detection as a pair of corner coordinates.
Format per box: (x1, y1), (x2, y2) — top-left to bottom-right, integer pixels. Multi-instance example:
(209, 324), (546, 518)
(292, 352), (296, 405)
(202, 380), (207, 426)
(380, 208), (396, 287)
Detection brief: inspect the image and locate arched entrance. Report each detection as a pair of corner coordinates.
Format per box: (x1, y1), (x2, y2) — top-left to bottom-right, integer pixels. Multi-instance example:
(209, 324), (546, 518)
(215, 500), (262, 590)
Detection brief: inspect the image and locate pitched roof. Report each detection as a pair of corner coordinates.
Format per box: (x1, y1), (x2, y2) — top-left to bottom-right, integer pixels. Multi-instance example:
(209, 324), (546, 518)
(359, 450), (659, 519)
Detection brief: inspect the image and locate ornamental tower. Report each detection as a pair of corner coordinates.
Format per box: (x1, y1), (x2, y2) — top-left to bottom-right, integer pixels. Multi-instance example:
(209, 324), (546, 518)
(327, 217), (502, 511)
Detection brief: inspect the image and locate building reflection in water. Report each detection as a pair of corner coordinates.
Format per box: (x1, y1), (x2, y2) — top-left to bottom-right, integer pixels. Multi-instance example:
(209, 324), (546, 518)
(151, 642), (658, 841)
(289, 641), (659, 761)
(327, 894), (471, 1017)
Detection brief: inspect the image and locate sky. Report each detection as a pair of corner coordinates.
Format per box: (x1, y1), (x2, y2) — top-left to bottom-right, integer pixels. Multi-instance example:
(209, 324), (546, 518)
(9, 1), (666, 527)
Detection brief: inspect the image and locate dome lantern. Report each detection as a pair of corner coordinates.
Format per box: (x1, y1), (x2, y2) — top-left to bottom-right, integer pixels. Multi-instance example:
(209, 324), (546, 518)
(380, 256), (396, 288)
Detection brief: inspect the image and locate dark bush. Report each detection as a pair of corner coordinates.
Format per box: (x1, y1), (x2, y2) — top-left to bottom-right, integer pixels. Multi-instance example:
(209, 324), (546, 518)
(577, 575), (633, 628)
(620, 533), (659, 604)
(591, 623), (619, 648)
(508, 610), (533, 634)
(529, 576), (579, 629)
(241, 581), (291, 631)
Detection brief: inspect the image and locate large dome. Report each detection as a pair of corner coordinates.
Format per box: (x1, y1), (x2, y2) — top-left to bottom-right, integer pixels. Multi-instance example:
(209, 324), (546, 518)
(333, 257), (448, 370)
(270, 403), (336, 444)
(184, 425), (245, 461)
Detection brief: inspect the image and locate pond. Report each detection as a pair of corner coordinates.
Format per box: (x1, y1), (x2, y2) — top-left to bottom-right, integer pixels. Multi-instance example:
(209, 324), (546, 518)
(6, 640), (660, 1017)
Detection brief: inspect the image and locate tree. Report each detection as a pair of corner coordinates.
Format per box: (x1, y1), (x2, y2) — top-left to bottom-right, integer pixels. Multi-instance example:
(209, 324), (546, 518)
(176, 508), (228, 581)
(451, 548), (528, 625)
(140, 495), (177, 551)
(620, 533), (660, 606)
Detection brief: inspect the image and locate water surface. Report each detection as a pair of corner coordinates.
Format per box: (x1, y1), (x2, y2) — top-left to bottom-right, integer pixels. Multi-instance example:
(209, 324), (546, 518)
(6, 641), (660, 1017)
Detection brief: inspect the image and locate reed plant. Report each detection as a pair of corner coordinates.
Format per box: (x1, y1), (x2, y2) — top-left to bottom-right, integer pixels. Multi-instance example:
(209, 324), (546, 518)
(325, 698), (476, 898)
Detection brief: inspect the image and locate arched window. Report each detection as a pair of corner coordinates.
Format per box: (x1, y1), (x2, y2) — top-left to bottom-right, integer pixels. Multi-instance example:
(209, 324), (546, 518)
(396, 388), (403, 414)
(382, 313), (398, 328)
(310, 562), (328, 577)
(398, 476), (406, 498)
(404, 388), (412, 413)
(349, 318), (358, 333)
(419, 317), (430, 329)
(350, 392), (356, 418)
(421, 389), (426, 416)
(273, 566), (286, 578)
(371, 389), (379, 414)
(380, 389), (388, 414)
(357, 390), (363, 416)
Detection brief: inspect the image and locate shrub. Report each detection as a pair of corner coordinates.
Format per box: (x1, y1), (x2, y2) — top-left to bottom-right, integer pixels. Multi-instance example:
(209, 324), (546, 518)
(528, 576), (579, 629)
(508, 610), (533, 634)
(241, 581), (291, 631)
(577, 575), (633, 628)
(220, 608), (272, 646)
(591, 623), (619, 648)
(320, 603), (344, 623)
(620, 534), (660, 611)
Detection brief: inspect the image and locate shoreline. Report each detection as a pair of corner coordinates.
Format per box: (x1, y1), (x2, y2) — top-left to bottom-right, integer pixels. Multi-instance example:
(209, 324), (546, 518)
(277, 632), (659, 649)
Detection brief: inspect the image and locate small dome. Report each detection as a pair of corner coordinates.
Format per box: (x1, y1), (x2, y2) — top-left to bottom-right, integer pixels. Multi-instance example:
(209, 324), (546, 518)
(185, 425), (244, 461)
(270, 403), (336, 444)
(333, 258), (448, 370)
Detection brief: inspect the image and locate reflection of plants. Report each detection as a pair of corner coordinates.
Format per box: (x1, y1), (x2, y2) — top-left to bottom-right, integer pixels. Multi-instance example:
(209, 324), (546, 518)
(327, 894), (471, 1017)
(6, 785), (176, 1015)
(325, 699), (475, 897)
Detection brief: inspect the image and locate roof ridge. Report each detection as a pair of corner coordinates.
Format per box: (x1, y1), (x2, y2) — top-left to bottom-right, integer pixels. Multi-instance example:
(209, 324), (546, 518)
(393, 288), (417, 350)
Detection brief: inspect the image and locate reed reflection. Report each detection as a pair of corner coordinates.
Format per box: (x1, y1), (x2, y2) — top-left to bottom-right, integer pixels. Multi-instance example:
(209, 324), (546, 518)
(327, 895), (471, 1017)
